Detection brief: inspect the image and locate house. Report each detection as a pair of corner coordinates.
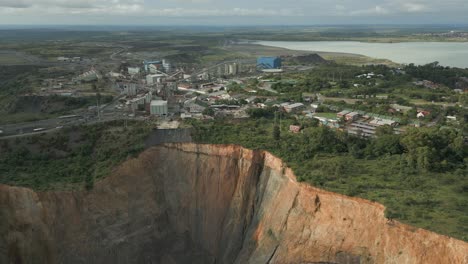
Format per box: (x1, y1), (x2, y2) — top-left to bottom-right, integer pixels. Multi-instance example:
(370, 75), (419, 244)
(188, 104), (206, 113)
(337, 110), (350, 119)
(369, 118), (398, 127)
(390, 104), (412, 113)
(245, 96), (257, 104)
(446, 116), (457, 122)
(181, 113), (192, 119)
(289, 125), (302, 133)
(414, 80), (439, 89)
(57, 56), (70, 62)
(417, 110), (431, 118)
(284, 103), (305, 113)
(345, 112), (360, 121)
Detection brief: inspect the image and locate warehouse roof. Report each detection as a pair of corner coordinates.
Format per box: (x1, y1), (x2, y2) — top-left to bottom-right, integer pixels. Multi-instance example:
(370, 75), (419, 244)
(151, 100), (167, 106)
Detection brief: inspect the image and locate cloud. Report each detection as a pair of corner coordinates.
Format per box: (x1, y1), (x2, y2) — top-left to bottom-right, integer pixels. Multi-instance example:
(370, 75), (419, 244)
(350, 5), (389, 16)
(335, 4), (345, 11)
(0, 0), (143, 9)
(0, 0), (467, 24)
(0, 0), (31, 8)
(0, 0), (301, 17)
(401, 3), (429, 13)
(72, 7), (299, 17)
(171, 0), (213, 3)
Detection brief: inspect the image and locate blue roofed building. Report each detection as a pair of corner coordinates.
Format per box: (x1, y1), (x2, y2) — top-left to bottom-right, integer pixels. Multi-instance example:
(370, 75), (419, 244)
(257, 57), (282, 69)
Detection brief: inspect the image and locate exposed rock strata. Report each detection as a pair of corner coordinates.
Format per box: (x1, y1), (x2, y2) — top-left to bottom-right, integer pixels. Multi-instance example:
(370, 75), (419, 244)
(0, 144), (467, 264)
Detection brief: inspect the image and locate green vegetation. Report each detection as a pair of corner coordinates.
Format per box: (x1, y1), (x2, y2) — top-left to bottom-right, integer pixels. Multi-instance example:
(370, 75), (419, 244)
(263, 63), (467, 130)
(405, 62), (468, 89)
(0, 121), (152, 191)
(188, 117), (467, 241)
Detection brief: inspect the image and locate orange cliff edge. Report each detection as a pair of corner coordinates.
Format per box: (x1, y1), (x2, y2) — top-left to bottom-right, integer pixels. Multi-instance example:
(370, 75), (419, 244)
(0, 143), (467, 264)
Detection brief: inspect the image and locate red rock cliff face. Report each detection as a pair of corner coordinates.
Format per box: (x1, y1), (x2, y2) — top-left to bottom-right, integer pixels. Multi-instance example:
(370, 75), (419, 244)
(0, 144), (467, 264)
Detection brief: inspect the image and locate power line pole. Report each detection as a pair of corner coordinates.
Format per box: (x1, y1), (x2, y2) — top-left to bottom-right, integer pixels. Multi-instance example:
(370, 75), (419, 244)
(279, 111), (282, 132)
(96, 96), (100, 121)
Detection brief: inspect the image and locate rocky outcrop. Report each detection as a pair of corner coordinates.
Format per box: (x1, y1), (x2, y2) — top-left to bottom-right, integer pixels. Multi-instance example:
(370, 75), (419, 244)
(0, 144), (467, 264)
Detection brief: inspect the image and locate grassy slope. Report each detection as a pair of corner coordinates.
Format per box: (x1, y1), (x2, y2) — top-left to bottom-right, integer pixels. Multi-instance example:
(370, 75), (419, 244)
(0, 121), (151, 191)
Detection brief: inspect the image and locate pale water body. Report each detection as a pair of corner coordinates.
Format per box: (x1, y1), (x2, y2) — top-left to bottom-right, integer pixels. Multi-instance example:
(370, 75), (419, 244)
(256, 41), (468, 68)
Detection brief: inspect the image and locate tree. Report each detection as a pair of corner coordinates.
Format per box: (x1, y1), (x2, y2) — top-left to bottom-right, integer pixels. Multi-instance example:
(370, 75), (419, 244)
(375, 125), (394, 136)
(339, 80), (350, 89)
(202, 107), (215, 116)
(247, 107), (277, 119)
(306, 118), (320, 128)
(367, 134), (403, 157)
(85, 173), (94, 191)
(273, 125), (280, 141)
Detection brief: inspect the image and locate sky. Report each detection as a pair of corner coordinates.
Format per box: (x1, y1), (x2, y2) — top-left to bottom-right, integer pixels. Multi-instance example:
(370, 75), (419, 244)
(0, 0), (467, 26)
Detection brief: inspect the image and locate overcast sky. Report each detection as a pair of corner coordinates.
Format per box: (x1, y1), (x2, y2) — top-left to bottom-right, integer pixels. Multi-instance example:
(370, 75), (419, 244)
(0, 0), (467, 25)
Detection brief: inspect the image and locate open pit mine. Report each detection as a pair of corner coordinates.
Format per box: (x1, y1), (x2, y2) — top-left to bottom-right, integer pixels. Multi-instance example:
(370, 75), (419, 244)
(1, 144), (467, 264)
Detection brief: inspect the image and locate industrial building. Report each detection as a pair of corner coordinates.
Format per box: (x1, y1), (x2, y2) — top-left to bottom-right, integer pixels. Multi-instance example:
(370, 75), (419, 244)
(229, 64), (237, 75)
(150, 100), (168, 116)
(257, 57), (282, 69)
(143, 59), (171, 73)
(348, 118), (399, 138)
(123, 83), (138, 96)
(146, 74), (165, 85)
(348, 122), (377, 138)
(128, 67), (141, 75)
(162, 59), (171, 72)
(143, 60), (162, 72)
(130, 96), (146, 112)
(74, 69), (100, 82)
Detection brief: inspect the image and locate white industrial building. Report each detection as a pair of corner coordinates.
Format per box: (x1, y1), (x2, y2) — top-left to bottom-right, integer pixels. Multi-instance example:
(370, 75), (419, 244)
(162, 59), (171, 72)
(128, 67), (141, 75)
(145, 92), (153, 104)
(130, 96), (146, 112)
(150, 100), (168, 116)
(146, 74), (165, 85)
(229, 64), (237, 75)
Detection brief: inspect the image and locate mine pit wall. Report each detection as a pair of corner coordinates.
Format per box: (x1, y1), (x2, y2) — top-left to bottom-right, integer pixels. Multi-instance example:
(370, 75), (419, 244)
(0, 143), (467, 264)
(144, 128), (193, 147)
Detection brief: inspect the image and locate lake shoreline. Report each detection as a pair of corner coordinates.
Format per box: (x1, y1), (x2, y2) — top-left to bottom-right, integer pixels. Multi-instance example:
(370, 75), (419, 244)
(225, 42), (398, 66)
(254, 40), (468, 68)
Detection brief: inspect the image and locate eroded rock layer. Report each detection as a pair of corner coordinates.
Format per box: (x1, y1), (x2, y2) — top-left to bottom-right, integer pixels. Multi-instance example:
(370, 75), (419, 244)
(0, 144), (467, 264)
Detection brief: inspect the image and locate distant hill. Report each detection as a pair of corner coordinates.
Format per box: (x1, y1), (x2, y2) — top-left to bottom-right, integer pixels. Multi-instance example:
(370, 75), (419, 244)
(284, 53), (329, 65)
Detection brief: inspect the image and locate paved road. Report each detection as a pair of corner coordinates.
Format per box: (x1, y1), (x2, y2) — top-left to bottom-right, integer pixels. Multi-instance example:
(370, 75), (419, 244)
(0, 95), (129, 139)
(258, 82), (279, 94)
(109, 45), (131, 61)
(0, 113), (139, 139)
